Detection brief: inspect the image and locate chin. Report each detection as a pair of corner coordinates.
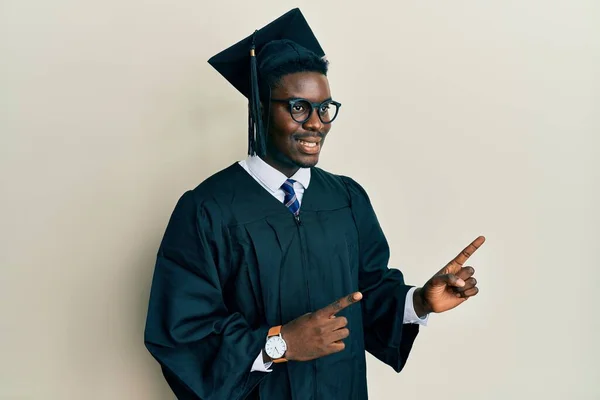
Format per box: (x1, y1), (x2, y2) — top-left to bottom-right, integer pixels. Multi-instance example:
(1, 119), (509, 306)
(293, 155), (320, 169)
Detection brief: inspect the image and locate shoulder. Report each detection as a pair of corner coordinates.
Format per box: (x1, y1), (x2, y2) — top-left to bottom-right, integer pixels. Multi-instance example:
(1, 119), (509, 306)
(311, 167), (370, 200)
(180, 162), (248, 209)
(172, 163), (243, 220)
(192, 163), (240, 199)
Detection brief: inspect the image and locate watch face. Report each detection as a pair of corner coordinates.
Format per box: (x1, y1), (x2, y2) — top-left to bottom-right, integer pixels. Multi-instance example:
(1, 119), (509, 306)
(265, 336), (287, 359)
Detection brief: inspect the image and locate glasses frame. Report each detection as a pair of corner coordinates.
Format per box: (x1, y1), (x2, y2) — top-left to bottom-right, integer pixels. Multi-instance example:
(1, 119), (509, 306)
(270, 98), (342, 124)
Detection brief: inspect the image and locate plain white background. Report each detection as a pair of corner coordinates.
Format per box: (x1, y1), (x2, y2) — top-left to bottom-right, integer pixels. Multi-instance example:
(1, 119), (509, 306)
(1, 1), (599, 399)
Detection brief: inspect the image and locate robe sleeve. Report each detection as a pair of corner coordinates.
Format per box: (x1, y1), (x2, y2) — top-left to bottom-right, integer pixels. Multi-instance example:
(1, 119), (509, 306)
(342, 177), (420, 373)
(144, 191), (269, 400)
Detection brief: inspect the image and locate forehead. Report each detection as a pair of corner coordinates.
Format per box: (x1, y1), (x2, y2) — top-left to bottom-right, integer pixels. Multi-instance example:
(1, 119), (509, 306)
(273, 72), (331, 101)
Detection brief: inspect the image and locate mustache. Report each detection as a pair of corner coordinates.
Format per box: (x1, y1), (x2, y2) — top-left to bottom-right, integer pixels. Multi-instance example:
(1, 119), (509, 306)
(293, 132), (326, 140)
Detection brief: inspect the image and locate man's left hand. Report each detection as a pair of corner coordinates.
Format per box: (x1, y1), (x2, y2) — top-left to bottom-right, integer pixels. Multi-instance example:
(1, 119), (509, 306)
(413, 236), (486, 317)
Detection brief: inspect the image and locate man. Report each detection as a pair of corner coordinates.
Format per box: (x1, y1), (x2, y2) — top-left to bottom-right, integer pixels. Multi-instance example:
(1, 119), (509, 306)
(144, 8), (485, 400)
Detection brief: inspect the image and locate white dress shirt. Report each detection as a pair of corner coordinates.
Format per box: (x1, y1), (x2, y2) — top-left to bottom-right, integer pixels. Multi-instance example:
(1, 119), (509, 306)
(239, 156), (428, 373)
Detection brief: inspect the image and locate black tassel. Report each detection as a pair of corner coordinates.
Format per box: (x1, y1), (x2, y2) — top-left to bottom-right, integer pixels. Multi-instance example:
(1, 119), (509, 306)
(247, 103), (254, 155)
(248, 30), (266, 156)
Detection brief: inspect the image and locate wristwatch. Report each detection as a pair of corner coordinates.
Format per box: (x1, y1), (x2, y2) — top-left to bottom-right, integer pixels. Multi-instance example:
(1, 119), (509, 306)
(264, 325), (288, 363)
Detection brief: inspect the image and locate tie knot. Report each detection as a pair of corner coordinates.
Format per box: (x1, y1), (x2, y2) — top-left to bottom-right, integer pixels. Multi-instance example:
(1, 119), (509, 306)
(281, 179), (296, 195)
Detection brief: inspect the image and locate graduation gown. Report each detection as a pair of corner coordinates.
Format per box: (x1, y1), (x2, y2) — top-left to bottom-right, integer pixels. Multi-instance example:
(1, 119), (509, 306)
(144, 163), (419, 400)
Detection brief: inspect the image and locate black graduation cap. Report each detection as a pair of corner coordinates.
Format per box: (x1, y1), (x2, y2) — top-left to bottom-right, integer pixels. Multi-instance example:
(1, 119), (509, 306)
(208, 8), (325, 156)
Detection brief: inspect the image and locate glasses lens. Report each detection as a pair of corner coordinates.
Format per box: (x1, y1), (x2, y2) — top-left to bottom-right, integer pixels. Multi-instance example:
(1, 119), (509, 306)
(290, 100), (311, 123)
(318, 101), (339, 123)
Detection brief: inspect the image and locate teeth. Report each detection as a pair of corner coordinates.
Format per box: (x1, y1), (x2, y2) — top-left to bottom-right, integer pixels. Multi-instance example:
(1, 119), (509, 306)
(299, 140), (317, 147)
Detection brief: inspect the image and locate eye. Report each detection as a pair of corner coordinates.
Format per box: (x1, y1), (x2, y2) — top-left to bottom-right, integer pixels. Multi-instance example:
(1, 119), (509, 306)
(288, 100), (311, 121)
(319, 104), (330, 113)
(292, 104), (305, 113)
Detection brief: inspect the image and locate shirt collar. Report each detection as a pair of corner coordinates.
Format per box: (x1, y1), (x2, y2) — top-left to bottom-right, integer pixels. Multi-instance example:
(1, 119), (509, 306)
(245, 156), (311, 193)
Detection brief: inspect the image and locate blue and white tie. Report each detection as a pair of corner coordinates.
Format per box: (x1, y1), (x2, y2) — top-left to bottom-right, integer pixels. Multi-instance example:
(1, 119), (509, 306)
(281, 179), (300, 216)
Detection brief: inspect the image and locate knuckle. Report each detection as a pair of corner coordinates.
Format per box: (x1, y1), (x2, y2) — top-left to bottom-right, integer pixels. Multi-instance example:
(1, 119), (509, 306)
(332, 300), (342, 311)
(339, 317), (348, 326)
(341, 328), (350, 338)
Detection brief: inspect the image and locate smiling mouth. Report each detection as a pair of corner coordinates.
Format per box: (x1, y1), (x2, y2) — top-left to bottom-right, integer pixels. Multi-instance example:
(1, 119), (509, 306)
(296, 138), (322, 155)
(298, 140), (318, 148)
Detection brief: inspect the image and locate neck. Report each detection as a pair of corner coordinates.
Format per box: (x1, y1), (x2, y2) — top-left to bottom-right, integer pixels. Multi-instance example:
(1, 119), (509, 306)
(260, 154), (300, 178)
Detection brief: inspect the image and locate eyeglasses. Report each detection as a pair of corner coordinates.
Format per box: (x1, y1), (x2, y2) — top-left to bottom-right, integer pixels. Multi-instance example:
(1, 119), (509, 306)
(270, 98), (342, 124)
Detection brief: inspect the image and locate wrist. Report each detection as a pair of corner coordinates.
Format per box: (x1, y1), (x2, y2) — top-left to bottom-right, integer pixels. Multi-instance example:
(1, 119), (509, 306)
(279, 324), (293, 361)
(413, 287), (432, 317)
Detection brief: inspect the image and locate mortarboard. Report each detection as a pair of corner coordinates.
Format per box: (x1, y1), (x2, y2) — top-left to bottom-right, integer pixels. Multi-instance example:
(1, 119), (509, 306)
(208, 8), (326, 156)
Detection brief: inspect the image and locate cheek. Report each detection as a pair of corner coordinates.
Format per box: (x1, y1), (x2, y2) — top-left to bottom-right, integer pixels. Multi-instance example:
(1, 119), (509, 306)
(270, 113), (298, 143)
(269, 107), (289, 127)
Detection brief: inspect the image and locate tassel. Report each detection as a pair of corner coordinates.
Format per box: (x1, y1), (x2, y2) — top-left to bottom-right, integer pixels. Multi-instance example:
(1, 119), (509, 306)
(248, 30), (266, 156)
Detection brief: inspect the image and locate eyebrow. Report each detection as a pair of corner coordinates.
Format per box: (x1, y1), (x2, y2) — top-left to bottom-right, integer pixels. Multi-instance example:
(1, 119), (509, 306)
(286, 96), (333, 103)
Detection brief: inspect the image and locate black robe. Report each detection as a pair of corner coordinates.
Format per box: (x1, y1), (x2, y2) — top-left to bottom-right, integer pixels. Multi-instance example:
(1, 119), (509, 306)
(144, 163), (419, 400)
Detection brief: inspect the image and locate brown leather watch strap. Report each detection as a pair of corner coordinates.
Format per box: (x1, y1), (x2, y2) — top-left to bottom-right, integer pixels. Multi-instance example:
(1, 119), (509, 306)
(268, 325), (282, 336)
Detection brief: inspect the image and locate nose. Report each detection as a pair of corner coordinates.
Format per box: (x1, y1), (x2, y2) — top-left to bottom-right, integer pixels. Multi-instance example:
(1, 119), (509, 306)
(302, 107), (324, 132)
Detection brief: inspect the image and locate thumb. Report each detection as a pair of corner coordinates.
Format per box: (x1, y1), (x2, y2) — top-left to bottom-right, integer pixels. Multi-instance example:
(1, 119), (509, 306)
(430, 273), (465, 288)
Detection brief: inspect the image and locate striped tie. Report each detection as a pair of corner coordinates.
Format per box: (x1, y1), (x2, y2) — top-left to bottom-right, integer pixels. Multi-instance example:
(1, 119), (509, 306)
(281, 179), (300, 216)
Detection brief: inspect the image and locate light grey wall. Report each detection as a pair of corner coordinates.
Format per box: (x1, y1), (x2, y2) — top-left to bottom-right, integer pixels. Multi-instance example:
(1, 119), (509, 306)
(1, 1), (598, 399)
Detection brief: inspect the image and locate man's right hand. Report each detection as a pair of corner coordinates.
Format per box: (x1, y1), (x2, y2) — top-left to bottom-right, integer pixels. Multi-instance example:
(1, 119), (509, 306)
(280, 292), (362, 362)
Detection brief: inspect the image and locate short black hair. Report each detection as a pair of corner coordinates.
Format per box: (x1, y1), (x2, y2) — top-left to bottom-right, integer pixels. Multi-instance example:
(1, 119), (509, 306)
(258, 55), (329, 101)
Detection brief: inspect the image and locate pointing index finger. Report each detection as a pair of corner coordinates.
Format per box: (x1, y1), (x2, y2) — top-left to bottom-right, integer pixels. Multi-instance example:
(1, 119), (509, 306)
(447, 236), (486, 270)
(317, 292), (363, 318)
